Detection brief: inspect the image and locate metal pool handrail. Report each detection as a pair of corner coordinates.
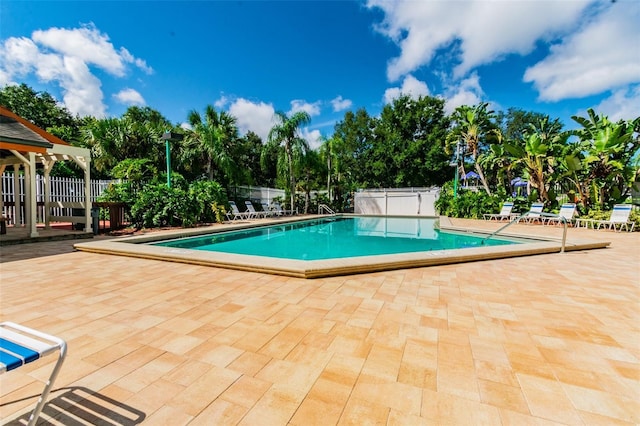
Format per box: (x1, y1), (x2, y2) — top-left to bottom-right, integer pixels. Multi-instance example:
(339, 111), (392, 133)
(318, 204), (336, 215)
(481, 211), (568, 253)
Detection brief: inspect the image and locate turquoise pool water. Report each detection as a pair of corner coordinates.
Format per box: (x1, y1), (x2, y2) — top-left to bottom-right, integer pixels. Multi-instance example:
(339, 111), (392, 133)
(152, 217), (518, 261)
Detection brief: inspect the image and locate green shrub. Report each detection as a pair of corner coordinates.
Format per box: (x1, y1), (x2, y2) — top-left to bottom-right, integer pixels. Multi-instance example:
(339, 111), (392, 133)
(435, 181), (499, 219)
(188, 180), (227, 223)
(105, 175), (229, 229)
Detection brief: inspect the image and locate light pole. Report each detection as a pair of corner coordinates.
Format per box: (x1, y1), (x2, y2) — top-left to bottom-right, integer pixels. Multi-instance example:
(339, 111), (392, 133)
(161, 131), (183, 188)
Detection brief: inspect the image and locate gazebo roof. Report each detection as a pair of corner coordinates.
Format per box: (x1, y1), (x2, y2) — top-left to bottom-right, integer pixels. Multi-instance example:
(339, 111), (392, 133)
(0, 106), (88, 166)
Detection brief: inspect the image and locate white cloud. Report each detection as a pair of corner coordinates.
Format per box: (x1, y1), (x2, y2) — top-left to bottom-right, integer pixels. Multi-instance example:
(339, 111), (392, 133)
(300, 128), (323, 150)
(590, 85), (640, 122)
(524, 3), (640, 101)
(367, 0), (592, 82)
(214, 95), (229, 109)
(443, 73), (484, 114)
(228, 98), (276, 141)
(113, 88), (145, 106)
(383, 74), (429, 104)
(32, 24), (153, 76)
(0, 24), (152, 117)
(288, 99), (321, 117)
(331, 95), (352, 112)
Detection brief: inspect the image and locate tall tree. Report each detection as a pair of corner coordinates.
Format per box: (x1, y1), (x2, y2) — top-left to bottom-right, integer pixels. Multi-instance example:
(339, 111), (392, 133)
(266, 111), (311, 209)
(332, 108), (375, 204)
(446, 103), (497, 195)
(372, 95), (450, 187)
(80, 108), (169, 177)
(504, 116), (568, 205)
(566, 109), (639, 210)
(183, 105), (239, 185)
(0, 83), (76, 131)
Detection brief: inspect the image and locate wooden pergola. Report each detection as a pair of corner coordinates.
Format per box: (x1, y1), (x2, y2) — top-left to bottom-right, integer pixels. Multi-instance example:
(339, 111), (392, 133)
(0, 106), (91, 237)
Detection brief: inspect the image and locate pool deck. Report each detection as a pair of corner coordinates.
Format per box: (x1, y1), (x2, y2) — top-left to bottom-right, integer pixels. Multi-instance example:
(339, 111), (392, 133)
(0, 218), (638, 424)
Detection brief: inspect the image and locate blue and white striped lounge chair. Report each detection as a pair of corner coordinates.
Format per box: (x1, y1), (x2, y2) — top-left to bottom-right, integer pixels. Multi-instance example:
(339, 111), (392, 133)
(483, 202), (516, 221)
(523, 202), (544, 224)
(576, 204), (635, 232)
(544, 203), (577, 226)
(0, 322), (67, 426)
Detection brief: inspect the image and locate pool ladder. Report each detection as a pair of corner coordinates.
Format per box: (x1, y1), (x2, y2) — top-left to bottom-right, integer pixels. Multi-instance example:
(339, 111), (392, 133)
(318, 204), (336, 215)
(481, 211), (568, 253)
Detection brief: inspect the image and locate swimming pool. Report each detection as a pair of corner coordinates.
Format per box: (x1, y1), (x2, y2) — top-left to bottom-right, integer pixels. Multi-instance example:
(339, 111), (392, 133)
(151, 217), (516, 260)
(74, 215), (610, 278)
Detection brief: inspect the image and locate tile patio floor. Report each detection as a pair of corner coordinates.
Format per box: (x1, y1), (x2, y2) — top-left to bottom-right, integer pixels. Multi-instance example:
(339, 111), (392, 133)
(0, 218), (638, 425)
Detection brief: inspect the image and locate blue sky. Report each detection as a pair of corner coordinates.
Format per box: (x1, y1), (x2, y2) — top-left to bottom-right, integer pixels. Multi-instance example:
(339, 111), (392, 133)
(1, 0), (638, 149)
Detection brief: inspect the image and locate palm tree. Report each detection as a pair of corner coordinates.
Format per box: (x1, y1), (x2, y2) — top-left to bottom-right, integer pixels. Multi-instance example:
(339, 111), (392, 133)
(478, 129), (514, 192)
(266, 111), (311, 210)
(504, 117), (568, 206)
(183, 105), (239, 183)
(568, 109), (638, 210)
(446, 103), (496, 195)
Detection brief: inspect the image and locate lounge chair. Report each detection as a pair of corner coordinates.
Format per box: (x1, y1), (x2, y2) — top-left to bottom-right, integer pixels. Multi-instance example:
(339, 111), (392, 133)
(225, 201), (251, 221)
(544, 203), (577, 226)
(576, 204), (635, 232)
(260, 202), (275, 218)
(244, 201), (268, 219)
(483, 202), (516, 221)
(523, 202), (544, 224)
(1, 322), (67, 426)
(272, 202), (294, 216)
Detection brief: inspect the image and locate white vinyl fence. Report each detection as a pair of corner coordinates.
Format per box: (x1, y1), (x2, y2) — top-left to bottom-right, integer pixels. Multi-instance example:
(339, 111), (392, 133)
(231, 185), (286, 204)
(354, 187), (440, 216)
(1, 173), (114, 225)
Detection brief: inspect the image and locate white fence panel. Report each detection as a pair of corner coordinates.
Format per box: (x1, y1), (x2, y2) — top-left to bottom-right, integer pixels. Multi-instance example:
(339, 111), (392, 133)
(354, 188), (440, 216)
(0, 173), (115, 225)
(233, 185), (286, 204)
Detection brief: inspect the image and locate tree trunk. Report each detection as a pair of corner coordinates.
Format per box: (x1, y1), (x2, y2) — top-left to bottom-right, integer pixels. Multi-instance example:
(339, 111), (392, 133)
(286, 143), (295, 212)
(475, 163), (492, 196)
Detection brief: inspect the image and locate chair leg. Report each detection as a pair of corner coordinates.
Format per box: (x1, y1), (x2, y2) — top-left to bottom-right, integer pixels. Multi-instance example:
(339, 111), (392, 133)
(27, 347), (66, 426)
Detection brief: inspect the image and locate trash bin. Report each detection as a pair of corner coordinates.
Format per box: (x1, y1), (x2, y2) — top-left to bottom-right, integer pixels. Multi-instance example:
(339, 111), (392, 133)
(91, 207), (100, 234)
(71, 208), (85, 231)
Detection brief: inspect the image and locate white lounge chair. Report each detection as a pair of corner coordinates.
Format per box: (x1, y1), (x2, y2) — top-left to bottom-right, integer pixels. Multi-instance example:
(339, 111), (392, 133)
(225, 201), (251, 220)
(523, 202), (544, 224)
(273, 202), (294, 216)
(260, 202), (275, 218)
(483, 202), (516, 221)
(544, 203), (577, 226)
(244, 201), (268, 218)
(1, 322), (67, 426)
(576, 204), (635, 232)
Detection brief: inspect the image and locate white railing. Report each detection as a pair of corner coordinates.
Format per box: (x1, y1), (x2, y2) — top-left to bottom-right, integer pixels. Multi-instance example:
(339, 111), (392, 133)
(318, 204), (336, 215)
(1, 173), (115, 225)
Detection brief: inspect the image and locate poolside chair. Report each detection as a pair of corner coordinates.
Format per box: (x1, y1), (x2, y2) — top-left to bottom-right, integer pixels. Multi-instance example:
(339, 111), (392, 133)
(244, 201), (268, 219)
(1, 322), (67, 426)
(225, 201), (251, 221)
(576, 204), (635, 232)
(544, 203), (577, 226)
(272, 202), (294, 216)
(483, 202), (516, 221)
(260, 202), (275, 218)
(523, 202), (544, 224)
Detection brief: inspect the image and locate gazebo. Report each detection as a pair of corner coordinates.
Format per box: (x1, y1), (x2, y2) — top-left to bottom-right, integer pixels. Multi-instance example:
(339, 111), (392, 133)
(0, 106), (91, 237)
